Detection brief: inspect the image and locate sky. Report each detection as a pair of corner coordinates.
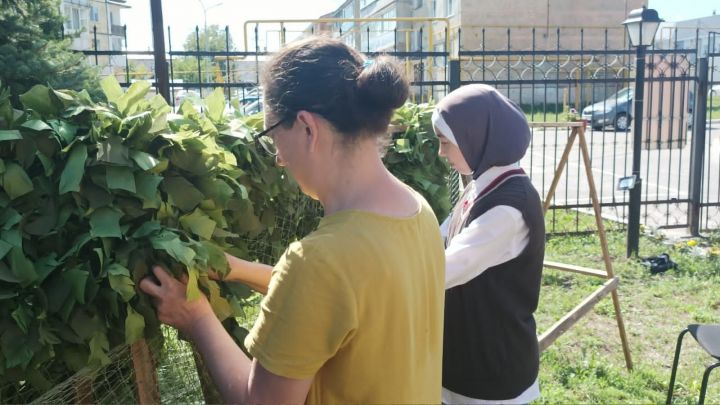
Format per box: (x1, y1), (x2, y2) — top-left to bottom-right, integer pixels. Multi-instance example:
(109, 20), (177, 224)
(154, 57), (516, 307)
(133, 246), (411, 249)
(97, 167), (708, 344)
(120, 0), (719, 51)
(647, 0), (717, 22)
(122, 0), (343, 51)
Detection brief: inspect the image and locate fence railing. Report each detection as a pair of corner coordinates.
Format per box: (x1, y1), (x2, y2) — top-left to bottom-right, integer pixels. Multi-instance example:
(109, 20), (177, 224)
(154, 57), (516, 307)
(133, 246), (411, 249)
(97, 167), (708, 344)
(70, 24), (720, 242)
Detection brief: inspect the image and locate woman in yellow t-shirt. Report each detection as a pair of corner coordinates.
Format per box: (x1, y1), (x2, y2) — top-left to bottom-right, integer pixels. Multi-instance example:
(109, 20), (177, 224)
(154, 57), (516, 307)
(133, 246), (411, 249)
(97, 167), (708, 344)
(140, 37), (446, 404)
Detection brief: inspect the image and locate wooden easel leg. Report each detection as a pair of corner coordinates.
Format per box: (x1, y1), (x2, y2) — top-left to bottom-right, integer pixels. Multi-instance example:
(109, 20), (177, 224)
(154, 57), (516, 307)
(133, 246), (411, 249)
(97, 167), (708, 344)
(609, 290), (634, 370)
(131, 338), (160, 404)
(577, 127), (634, 371)
(543, 128), (579, 213)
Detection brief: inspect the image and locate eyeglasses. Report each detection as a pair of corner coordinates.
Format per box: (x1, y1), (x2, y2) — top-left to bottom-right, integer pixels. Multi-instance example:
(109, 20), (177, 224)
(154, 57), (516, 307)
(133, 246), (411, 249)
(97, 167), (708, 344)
(253, 117), (288, 156)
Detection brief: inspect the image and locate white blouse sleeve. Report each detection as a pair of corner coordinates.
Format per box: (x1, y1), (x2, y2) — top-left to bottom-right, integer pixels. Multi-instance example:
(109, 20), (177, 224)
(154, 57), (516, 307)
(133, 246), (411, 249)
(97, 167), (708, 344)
(445, 205), (530, 290)
(439, 214), (451, 240)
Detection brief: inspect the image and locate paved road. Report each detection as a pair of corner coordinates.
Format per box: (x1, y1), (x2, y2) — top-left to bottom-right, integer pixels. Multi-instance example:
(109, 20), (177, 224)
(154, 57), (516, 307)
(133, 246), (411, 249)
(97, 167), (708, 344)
(520, 120), (720, 230)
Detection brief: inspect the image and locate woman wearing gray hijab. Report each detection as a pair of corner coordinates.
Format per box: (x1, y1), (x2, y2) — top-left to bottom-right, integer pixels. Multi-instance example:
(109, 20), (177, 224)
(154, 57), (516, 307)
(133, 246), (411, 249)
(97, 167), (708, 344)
(432, 84), (545, 404)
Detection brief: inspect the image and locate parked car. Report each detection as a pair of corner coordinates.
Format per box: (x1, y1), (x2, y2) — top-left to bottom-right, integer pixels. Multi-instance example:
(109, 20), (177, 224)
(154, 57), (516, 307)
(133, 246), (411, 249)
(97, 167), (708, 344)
(173, 89), (202, 112)
(241, 98), (263, 115)
(582, 87), (633, 131)
(582, 87), (695, 131)
(173, 89), (200, 106)
(711, 84), (720, 97)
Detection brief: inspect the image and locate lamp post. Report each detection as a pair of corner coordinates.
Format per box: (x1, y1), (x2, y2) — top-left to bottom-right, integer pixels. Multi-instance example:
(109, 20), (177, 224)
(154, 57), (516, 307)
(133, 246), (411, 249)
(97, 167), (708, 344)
(197, 0), (223, 85)
(622, 6), (663, 257)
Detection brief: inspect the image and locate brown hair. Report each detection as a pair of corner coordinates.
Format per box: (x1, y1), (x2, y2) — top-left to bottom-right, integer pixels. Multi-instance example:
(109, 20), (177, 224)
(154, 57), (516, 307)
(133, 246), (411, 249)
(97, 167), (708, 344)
(261, 36), (409, 138)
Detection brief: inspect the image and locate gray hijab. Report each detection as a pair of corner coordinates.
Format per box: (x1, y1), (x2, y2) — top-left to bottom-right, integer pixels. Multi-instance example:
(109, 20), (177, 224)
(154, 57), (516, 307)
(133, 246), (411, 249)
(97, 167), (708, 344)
(434, 84), (531, 179)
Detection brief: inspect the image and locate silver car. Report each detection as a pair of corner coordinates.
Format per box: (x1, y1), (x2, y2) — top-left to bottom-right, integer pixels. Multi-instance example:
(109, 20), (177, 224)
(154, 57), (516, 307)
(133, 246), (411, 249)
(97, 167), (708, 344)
(582, 87), (695, 131)
(582, 87), (633, 131)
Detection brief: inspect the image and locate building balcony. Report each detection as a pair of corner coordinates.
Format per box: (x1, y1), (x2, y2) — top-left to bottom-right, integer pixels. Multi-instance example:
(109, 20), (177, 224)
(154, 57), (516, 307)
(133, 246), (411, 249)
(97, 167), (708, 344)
(63, 0), (90, 7)
(111, 24), (125, 36)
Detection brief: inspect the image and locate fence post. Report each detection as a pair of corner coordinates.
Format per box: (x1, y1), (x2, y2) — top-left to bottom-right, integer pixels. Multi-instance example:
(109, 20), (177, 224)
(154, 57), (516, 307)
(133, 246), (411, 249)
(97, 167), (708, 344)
(626, 44), (646, 258)
(150, 0), (170, 102)
(449, 59), (461, 91)
(688, 57), (709, 236)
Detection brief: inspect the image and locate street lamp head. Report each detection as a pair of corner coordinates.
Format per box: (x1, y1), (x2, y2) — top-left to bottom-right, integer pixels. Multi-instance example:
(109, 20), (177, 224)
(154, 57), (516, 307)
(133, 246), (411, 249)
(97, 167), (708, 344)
(622, 6), (664, 47)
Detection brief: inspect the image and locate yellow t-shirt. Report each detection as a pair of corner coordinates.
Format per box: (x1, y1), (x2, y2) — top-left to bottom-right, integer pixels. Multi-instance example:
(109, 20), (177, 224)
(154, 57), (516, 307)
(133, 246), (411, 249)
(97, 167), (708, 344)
(245, 192), (445, 404)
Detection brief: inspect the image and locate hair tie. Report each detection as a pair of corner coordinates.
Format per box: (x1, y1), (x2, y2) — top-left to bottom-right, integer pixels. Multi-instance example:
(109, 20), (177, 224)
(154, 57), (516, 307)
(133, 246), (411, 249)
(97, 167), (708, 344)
(362, 59), (374, 69)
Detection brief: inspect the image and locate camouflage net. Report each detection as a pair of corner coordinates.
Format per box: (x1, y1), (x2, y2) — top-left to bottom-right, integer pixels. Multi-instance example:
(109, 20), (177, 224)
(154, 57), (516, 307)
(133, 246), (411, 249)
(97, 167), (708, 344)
(0, 163), (463, 404)
(1, 195), (321, 405)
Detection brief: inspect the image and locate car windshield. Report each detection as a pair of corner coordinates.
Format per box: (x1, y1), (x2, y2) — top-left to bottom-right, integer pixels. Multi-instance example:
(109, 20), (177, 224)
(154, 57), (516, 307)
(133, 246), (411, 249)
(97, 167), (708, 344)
(608, 87), (633, 101)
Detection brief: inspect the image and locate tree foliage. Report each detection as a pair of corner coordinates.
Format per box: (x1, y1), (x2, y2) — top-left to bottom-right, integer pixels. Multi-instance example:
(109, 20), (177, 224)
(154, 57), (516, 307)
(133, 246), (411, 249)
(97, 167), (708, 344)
(182, 24), (235, 52)
(172, 25), (235, 84)
(0, 0), (100, 106)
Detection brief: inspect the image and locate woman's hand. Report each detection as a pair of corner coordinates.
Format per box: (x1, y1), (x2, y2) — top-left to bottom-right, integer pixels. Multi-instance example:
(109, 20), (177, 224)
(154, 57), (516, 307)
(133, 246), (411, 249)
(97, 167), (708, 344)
(139, 266), (215, 336)
(205, 267), (223, 281)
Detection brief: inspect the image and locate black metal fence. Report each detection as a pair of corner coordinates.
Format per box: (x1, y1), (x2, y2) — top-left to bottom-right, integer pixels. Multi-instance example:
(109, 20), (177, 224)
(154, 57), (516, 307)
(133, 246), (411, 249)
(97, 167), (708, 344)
(701, 32), (720, 232)
(72, 24), (720, 241)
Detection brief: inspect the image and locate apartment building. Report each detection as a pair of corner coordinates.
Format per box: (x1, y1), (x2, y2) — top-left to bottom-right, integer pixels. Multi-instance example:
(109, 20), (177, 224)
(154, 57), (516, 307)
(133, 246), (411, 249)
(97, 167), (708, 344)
(315, 0), (643, 53)
(61, 0), (130, 74)
(656, 13), (720, 56)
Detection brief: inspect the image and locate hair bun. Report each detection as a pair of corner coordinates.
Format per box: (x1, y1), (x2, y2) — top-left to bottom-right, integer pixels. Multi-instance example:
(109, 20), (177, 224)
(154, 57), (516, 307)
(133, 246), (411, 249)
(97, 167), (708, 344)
(356, 56), (409, 111)
(262, 38), (408, 137)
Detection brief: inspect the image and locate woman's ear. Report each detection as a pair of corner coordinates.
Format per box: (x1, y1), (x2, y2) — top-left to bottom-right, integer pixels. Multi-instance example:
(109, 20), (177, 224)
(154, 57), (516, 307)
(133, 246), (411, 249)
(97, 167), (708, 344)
(297, 110), (322, 151)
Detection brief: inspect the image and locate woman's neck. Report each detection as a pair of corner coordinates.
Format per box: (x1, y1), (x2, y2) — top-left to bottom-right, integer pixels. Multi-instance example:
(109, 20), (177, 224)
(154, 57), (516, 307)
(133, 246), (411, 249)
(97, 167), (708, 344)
(317, 140), (417, 218)
(319, 144), (388, 215)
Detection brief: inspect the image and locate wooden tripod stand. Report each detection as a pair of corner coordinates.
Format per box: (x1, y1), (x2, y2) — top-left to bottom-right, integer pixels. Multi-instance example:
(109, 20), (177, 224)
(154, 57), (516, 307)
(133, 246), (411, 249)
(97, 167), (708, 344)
(532, 122), (633, 371)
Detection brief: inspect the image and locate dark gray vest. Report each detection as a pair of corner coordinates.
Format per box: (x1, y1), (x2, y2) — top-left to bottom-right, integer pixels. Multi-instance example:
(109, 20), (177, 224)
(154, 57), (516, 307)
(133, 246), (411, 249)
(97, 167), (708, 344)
(442, 175), (545, 400)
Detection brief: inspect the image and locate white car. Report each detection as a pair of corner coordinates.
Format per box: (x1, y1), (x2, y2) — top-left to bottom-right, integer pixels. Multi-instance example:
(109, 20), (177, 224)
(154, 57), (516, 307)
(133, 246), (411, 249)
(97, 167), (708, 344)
(710, 84), (720, 97)
(172, 89), (202, 111)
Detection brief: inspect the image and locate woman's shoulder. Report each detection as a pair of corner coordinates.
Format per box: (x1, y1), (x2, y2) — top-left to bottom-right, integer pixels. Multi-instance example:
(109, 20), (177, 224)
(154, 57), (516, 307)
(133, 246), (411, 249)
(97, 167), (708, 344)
(411, 189), (443, 227)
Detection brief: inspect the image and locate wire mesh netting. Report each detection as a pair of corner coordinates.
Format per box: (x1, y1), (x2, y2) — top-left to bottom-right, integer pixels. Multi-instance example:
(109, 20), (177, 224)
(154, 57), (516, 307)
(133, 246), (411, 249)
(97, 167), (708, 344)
(2, 171), (455, 404)
(0, 192), (322, 404)
(27, 328), (202, 405)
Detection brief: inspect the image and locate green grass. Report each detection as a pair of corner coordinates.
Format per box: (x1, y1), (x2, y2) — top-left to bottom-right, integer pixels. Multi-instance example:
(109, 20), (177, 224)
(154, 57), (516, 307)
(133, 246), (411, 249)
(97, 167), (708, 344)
(536, 216), (720, 404)
(708, 96), (719, 121)
(525, 111), (562, 123)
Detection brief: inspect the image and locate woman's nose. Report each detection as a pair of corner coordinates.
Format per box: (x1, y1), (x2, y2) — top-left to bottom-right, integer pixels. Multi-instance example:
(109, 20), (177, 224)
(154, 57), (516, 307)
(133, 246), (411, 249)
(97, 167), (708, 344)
(275, 154), (286, 167)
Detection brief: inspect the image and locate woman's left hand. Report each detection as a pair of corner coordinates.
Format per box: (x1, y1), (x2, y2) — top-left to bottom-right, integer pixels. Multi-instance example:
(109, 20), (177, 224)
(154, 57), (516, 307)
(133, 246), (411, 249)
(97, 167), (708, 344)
(139, 266), (215, 336)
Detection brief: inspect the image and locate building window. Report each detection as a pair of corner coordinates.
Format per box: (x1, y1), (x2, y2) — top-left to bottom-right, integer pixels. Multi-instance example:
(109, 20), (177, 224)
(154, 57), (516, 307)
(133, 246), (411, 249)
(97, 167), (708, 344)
(339, 5), (353, 32)
(360, 0), (376, 8)
(381, 8), (396, 31)
(433, 0), (443, 17)
(112, 38), (123, 51)
(363, 7), (396, 51)
(447, 0), (457, 15)
(432, 0), (457, 16)
(64, 5), (83, 31)
(90, 6), (99, 22)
